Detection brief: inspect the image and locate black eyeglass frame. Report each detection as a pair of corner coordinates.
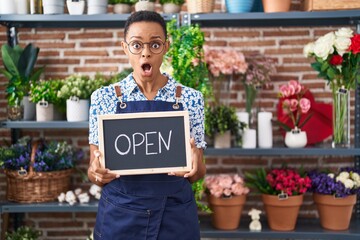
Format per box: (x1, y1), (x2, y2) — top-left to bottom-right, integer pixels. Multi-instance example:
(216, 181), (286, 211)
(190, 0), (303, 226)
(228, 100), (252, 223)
(124, 40), (166, 55)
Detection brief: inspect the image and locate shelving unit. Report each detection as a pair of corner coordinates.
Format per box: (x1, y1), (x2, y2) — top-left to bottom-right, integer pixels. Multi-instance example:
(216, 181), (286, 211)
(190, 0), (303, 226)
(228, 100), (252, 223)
(1, 9), (360, 239)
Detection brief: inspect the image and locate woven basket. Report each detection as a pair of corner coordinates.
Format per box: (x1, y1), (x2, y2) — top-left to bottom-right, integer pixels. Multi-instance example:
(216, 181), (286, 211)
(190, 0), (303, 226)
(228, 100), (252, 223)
(186, 0), (214, 13)
(5, 141), (73, 203)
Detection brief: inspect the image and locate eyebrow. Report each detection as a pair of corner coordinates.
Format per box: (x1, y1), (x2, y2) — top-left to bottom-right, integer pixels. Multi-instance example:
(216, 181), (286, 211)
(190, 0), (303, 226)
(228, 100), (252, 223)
(129, 36), (163, 41)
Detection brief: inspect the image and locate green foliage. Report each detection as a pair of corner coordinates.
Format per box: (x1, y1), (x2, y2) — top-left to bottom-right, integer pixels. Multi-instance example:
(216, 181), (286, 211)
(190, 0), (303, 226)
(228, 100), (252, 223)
(57, 75), (94, 100)
(1, 43), (44, 106)
(30, 79), (63, 105)
(160, 0), (185, 5)
(108, 0), (137, 4)
(192, 178), (211, 213)
(205, 104), (243, 143)
(166, 19), (211, 99)
(244, 168), (274, 195)
(5, 226), (41, 240)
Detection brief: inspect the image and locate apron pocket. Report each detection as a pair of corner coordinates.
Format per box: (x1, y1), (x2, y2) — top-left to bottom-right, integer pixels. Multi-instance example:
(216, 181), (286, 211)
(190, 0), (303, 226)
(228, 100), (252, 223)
(94, 194), (151, 240)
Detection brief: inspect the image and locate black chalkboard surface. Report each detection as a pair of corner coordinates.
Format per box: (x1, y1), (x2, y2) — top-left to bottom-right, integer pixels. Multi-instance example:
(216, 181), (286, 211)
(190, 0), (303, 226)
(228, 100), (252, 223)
(98, 111), (192, 175)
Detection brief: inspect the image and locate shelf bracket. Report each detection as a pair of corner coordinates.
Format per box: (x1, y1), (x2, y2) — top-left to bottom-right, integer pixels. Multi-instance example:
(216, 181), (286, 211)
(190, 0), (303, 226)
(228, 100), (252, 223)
(7, 26), (18, 47)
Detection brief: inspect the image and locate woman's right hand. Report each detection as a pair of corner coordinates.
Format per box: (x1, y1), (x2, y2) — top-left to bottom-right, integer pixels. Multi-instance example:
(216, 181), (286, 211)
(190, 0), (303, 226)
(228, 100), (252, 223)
(88, 145), (119, 186)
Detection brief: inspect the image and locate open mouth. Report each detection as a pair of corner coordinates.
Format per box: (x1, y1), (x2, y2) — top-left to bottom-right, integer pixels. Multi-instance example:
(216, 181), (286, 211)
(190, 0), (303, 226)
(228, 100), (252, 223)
(141, 63), (152, 73)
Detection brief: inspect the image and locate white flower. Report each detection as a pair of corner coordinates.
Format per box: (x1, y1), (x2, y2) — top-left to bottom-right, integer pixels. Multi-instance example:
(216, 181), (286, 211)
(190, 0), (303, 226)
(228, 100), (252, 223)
(58, 192), (66, 203)
(65, 190), (77, 204)
(89, 184), (102, 196)
(303, 42), (315, 57)
(334, 37), (351, 56)
(313, 32), (335, 60)
(351, 172), (360, 187)
(327, 173), (335, 179)
(335, 27), (353, 38)
(343, 179), (355, 189)
(78, 192), (90, 203)
(338, 171), (350, 179)
(74, 188), (82, 196)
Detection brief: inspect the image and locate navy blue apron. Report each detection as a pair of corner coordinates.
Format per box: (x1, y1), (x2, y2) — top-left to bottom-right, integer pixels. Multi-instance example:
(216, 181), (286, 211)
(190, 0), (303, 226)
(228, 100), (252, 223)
(94, 85), (200, 240)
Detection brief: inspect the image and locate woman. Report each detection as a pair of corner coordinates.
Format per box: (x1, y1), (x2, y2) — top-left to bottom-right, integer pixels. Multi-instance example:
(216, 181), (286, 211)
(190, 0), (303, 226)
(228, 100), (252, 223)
(88, 11), (206, 239)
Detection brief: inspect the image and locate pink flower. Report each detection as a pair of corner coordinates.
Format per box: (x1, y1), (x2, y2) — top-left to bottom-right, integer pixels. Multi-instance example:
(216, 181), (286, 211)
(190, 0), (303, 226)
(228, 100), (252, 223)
(289, 99), (298, 112)
(299, 98), (311, 113)
(205, 174), (250, 198)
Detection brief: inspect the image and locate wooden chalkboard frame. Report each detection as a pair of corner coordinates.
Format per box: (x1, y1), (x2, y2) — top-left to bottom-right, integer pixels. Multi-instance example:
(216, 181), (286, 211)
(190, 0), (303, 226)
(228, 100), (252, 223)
(98, 111), (192, 175)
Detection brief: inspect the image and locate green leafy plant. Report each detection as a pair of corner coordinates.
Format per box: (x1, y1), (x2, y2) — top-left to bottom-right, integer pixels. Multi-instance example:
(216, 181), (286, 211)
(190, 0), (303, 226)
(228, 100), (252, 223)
(160, 0), (185, 5)
(1, 43), (44, 106)
(5, 226), (41, 240)
(166, 19), (211, 99)
(57, 75), (95, 100)
(30, 79), (63, 107)
(192, 178), (210, 213)
(205, 104), (244, 143)
(108, 0), (137, 4)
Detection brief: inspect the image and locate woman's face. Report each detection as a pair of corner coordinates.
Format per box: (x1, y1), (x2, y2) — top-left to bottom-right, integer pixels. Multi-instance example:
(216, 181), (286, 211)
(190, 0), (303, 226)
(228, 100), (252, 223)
(122, 22), (169, 81)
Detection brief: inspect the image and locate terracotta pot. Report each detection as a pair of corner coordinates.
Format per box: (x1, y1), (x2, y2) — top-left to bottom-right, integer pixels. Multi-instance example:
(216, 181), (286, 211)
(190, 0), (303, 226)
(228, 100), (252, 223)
(113, 3), (131, 14)
(208, 194), (246, 230)
(313, 193), (356, 230)
(262, 194), (303, 231)
(262, 0), (291, 12)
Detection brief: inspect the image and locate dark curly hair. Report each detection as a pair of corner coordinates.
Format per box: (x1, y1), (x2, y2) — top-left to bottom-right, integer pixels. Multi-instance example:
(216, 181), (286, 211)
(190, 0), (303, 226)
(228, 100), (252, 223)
(124, 11), (167, 40)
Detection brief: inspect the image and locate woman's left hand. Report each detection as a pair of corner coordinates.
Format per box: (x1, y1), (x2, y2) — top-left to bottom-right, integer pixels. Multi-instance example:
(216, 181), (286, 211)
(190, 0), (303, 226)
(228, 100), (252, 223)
(168, 138), (205, 182)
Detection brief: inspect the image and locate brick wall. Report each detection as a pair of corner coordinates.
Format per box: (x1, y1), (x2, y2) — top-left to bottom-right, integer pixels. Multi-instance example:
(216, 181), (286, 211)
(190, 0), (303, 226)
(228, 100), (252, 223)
(0, 0), (357, 239)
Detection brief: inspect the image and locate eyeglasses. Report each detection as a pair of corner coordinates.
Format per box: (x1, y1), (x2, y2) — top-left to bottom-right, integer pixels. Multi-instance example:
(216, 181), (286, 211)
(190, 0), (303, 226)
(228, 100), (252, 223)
(125, 40), (165, 55)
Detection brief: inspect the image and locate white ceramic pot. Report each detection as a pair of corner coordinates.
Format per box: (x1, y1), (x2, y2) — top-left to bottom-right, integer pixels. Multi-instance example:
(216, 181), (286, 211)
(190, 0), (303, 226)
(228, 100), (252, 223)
(242, 128), (256, 149)
(67, 0), (85, 15)
(214, 130), (231, 149)
(66, 97), (89, 122)
(87, 0), (108, 14)
(16, 0), (29, 14)
(43, 0), (65, 14)
(0, 0), (17, 14)
(113, 3), (131, 13)
(257, 111), (273, 148)
(135, 0), (155, 12)
(36, 100), (54, 122)
(162, 3), (181, 13)
(22, 96), (36, 120)
(285, 128), (307, 148)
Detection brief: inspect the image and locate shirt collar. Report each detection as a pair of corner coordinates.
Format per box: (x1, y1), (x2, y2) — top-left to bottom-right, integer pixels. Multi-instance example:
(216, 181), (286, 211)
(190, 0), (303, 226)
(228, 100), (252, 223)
(120, 72), (178, 97)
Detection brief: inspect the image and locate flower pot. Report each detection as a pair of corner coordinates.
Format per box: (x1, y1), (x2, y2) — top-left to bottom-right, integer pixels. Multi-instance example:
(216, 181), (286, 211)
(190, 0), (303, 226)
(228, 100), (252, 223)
(207, 194), (246, 230)
(262, 194), (303, 231)
(87, 0), (108, 14)
(257, 112), (273, 148)
(16, 0), (29, 14)
(113, 3), (131, 14)
(36, 100), (54, 122)
(186, 0), (214, 14)
(284, 128), (307, 148)
(242, 128), (256, 149)
(135, 0), (155, 12)
(313, 193), (356, 230)
(43, 0), (65, 14)
(226, 0), (255, 13)
(214, 130), (231, 148)
(66, 97), (90, 122)
(162, 3), (181, 13)
(22, 96), (36, 121)
(67, 0), (85, 15)
(262, 0), (291, 12)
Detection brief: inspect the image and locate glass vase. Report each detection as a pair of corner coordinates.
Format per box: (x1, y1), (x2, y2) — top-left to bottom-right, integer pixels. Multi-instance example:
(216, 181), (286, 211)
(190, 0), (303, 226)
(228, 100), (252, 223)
(332, 87), (350, 148)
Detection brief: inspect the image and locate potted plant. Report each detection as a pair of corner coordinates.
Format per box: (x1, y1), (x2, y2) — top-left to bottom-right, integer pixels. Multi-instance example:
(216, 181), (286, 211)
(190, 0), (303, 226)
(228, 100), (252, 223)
(87, 0), (108, 14)
(205, 104), (243, 148)
(308, 168), (360, 230)
(0, 137), (84, 203)
(134, 0), (156, 12)
(277, 80), (312, 148)
(204, 174), (249, 230)
(160, 0), (184, 13)
(109, 0), (136, 13)
(262, 0), (291, 12)
(67, 0), (86, 15)
(5, 226), (41, 240)
(43, 0), (65, 14)
(58, 74), (101, 122)
(1, 43), (44, 121)
(245, 167), (312, 231)
(30, 79), (64, 122)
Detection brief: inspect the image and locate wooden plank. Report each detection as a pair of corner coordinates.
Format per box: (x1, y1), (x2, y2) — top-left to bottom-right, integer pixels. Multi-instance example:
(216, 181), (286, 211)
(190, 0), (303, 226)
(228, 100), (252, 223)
(303, 0), (360, 11)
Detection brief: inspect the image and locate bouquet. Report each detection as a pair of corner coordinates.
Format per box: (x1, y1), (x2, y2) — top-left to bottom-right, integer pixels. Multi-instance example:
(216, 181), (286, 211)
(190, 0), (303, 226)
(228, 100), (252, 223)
(303, 27), (360, 91)
(204, 47), (248, 77)
(277, 80), (312, 131)
(204, 174), (250, 198)
(245, 167), (312, 196)
(308, 168), (360, 198)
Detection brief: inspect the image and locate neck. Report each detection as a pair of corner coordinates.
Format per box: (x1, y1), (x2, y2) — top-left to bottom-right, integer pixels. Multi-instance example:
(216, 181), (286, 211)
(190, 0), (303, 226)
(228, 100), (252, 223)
(133, 72), (167, 99)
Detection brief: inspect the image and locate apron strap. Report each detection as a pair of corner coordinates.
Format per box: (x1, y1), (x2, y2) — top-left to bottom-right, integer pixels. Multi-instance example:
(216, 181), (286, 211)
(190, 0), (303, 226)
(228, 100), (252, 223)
(114, 85), (127, 109)
(173, 85), (182, 110)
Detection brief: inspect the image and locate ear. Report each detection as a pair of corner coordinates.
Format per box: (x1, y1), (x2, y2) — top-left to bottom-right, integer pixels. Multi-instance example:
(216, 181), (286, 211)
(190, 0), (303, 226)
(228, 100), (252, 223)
(163, 40), (170, 54)
(121, 41), (129, 56)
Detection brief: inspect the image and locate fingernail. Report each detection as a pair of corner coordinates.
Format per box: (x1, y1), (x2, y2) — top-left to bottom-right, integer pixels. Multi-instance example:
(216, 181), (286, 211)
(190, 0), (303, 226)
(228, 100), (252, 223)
(116, 175), (120, 178)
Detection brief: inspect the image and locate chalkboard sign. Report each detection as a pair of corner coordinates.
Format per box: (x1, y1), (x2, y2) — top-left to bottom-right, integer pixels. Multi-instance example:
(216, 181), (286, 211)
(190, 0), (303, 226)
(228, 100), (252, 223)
(98, 111), (192, 175)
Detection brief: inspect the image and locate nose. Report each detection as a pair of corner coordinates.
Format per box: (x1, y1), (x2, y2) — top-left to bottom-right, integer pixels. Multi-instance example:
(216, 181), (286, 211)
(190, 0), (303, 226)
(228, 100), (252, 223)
(141, 44), (151, 58)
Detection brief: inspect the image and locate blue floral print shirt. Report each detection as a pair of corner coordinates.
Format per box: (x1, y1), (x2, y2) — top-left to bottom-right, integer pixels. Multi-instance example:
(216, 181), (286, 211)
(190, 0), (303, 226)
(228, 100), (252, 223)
(89, 72), (207, 149)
